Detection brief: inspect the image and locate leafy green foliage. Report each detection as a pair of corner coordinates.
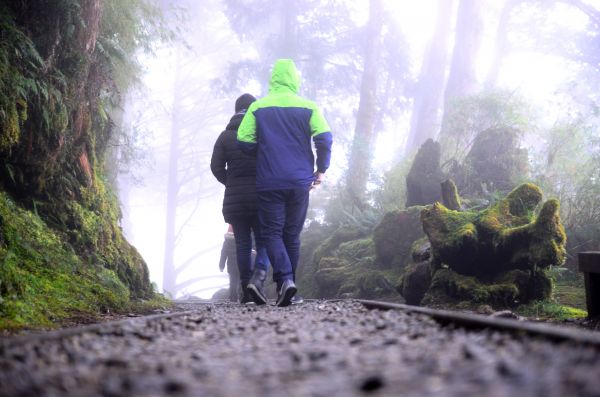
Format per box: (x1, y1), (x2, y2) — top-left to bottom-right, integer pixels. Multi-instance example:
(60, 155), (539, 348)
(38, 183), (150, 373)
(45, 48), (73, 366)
(532, 116), (600, 264)
(0, 5), (69, 151)
(373, 154), (413, 212)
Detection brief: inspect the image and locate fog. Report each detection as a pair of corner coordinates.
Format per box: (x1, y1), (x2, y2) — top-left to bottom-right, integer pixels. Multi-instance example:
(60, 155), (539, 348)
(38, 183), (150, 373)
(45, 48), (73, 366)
(117, 0), (600, 298)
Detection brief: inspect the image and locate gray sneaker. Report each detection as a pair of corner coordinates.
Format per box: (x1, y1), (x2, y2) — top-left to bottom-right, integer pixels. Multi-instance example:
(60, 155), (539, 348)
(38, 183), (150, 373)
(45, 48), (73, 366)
(247, 269), (268, 305)
(276, 279), (297, 307)
(291, 295), (304, 305)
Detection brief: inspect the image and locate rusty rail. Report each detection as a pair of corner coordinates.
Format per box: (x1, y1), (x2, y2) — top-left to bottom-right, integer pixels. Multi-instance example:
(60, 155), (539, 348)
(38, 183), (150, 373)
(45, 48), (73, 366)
(358, 299), (600, 346)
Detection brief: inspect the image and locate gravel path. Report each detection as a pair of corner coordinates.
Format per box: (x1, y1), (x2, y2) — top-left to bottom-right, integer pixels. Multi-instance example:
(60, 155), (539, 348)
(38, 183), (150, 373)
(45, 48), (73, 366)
(1, 300), (599, 397)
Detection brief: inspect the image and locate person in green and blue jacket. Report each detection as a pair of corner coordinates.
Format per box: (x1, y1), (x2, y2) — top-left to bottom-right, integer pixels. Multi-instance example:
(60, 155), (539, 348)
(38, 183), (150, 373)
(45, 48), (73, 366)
(238, 59), (332, 307)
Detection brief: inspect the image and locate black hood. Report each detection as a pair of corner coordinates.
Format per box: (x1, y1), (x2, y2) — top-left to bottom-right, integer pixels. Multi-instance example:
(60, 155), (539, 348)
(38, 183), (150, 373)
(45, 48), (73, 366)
(225, 112), (245, 131)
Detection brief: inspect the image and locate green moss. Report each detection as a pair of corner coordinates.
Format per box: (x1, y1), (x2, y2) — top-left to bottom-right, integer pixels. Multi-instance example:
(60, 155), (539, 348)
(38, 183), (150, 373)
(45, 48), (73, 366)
(505, 183), (543, 217)
(295, 223), (333, 298)
(500, 198), (567, 270)
(552, 274), (586, 310)
(441, 179), (462, 210)
(338, 238), (375, 261)
(314, 266), (351, 298)
(422, 268), (520, 307)
(313, 225), (364, 265)
(422, 184), (566, 279)
(516, 301), (587, 321)
(0, 193), (162, 329)
(0, 192), (134, 330)
(0, 1), (170, 330)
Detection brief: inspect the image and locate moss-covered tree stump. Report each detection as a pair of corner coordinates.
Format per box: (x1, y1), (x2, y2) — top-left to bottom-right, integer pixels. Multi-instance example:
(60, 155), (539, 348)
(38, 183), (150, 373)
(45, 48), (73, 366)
(399, 183), (566, 307)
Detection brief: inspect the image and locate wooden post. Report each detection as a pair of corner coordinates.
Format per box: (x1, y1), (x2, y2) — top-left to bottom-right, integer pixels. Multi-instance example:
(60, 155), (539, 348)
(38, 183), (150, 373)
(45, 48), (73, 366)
(578, 252), (600, 318)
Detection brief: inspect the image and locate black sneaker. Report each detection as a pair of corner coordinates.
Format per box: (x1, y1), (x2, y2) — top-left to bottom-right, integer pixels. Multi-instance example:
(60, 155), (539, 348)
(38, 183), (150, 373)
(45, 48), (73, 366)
(291, 295), (304, 305)
(239, 282), (253, 304)
(247, 269), (268, 305)
(276, 279), (297, 307)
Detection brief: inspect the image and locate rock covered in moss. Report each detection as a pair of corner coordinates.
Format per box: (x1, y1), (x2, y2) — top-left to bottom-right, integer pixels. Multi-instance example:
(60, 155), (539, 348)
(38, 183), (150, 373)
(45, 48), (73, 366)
(373, 206), (425, 268)
(411, 237), (431, 262)
(441, 179), (462, 211)
(312, 238), (398, 300)
(397, 261), (432, 305)
(313, 225), (365, 265)
(338, 238), (376, 261)
(406, 139), (446, 207)
(295, 222), (334, 298)
(461, 127), (529, 196)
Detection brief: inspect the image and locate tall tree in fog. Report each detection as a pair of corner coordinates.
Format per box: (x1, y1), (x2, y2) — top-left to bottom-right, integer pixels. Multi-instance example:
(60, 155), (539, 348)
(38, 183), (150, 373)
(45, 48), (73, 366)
(162, 51), (183, 295)
(221, 0), (365, 99)
(345, 0), (384, 206)
(161, 47), (227, 295)
(405, 0), (456, 153)
(159, 0), (232, 296)
(440, 0), (483, 140)
(485, 0), (522, 88)
(443, 0), (484, 105)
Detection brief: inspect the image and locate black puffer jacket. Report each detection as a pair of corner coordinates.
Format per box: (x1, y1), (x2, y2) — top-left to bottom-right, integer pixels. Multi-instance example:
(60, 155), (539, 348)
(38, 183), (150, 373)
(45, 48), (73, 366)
(210, 112), (257, 222)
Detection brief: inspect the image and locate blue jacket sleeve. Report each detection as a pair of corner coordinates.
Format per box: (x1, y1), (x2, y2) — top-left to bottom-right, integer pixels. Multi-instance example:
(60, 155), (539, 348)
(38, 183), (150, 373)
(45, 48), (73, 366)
(313, 131), (332, 173)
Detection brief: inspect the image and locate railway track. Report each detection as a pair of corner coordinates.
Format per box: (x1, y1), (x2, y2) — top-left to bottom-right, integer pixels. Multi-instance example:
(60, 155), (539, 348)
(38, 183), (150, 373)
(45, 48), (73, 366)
(1, 299), (599, 397)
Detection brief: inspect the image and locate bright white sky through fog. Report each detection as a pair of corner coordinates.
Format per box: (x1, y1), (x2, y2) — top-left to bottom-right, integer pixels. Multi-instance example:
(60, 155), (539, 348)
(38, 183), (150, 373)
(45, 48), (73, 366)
(124, 0), (591, 299)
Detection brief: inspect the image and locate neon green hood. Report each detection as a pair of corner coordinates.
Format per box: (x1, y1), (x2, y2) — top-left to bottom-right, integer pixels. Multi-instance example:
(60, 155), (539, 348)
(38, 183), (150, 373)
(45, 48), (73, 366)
(269, 59), (300, 94)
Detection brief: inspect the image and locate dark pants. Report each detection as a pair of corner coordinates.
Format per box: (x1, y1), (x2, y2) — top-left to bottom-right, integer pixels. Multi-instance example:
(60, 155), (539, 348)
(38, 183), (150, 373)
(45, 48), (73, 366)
(230, 215), (269, 284)
(228, 266), (240, 302)
(257, 188), (310, 287)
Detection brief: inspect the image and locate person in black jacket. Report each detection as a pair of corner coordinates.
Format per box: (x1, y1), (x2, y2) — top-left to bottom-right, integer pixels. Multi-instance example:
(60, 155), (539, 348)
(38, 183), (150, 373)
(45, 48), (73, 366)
(210, 93), (269, 304)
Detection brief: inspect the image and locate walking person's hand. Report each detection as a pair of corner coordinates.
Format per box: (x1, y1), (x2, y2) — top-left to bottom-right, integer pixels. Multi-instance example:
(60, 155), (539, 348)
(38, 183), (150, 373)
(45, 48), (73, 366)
(311, 172), (325, 190)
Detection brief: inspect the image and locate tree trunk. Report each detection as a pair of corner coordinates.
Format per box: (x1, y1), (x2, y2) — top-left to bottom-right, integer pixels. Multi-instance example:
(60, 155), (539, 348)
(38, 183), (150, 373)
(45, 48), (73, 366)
(404, 0), (456, 153)
(485, 0), (521, 89)
(162, 51), (182, 297)
(278, 0), (296, 58)
(444, 0), (484, 104)
(345, 0), (384, 206)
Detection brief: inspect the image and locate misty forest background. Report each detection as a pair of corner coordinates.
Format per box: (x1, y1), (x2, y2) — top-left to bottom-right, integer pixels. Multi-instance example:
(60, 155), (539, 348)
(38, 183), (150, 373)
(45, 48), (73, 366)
(1, 0), (600, 328)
